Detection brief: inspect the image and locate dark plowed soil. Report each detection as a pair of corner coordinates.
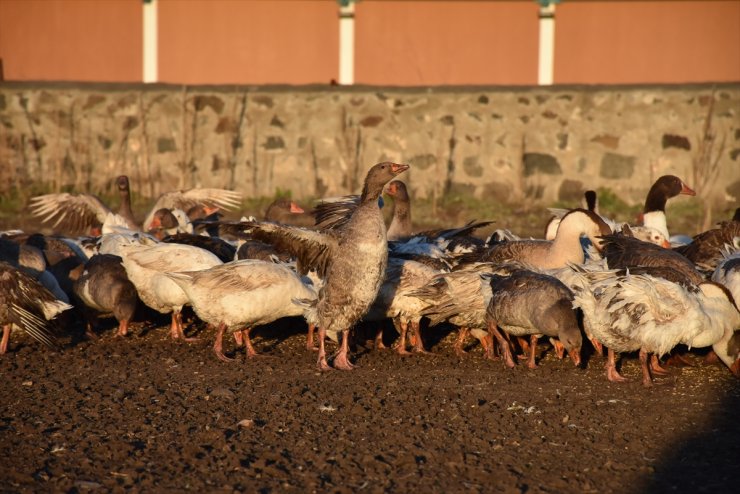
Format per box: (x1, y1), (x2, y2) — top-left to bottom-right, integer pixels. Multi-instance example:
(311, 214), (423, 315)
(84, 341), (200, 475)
(1, 317), (739, 493)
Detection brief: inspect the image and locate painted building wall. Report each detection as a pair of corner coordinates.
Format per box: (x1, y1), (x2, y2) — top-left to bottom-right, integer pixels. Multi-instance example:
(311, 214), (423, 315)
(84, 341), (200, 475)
(556, 1), (740, 84)
(0, 1), (738, 85)
(354, 1), (539, 85)
(0, 0), (141, 82)
(158, 0), (338, 84)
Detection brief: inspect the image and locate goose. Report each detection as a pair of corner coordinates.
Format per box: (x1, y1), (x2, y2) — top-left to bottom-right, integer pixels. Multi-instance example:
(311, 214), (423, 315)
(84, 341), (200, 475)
(414, 263), (503, 359)
(30, 175), (241, 235)
(113, 242), (223, 340)
(673, 210), (740, 274)
(600, 234), (704, 285)
(73, 254), (139, 338)
(363, 256), (442, 354)
(1, 261), (70, 353)
(263, 198), (315, 227)
(572, 267), (740, 385)
(0, 235), (70, 303)
(713, 247), (740, 302)
(236, 162), (409, 370)
(465, 209), (612, 270)
(385, 180), (412, 241)
(147, 208), (194, 239)
(162, 233), (237, 263)
(485, 269), (582, 369)
(544, 190), (601, 240)
(165, 259), (318, 362)
(639, 175), (695, 242)
(545, 190), (670, 247)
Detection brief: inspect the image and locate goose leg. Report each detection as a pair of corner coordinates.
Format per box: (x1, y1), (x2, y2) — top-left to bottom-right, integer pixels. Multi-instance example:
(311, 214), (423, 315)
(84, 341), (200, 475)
(332, 329), (354, 370)
(590, 337), (604, 357)
(650, 354), (671, 375)
(306, 323), (317, 351)
(454, 327), (470, 356)
(479, 333), (496, 360)
(174, 311), (197, 342)
(213, 323), (235, 362)
(117, 319), (129, 337)
(410, 320), (429, 354)
(316, 327), (333, 371)
(516, 336), (531, 360)
(242, 328), (259, 358)
(605, 348), (627, 383)
(550, 337), (565, 360)
(374, 323), (387, 350)
(527, 334), (539, 369)
(169, 312), (180, 339)
(488, 320), (515, 369)
(233, 330), (244, 347)
(639, 349), (653, 387)
(393, 318), (410, 355)
(0, 324), (10, 354)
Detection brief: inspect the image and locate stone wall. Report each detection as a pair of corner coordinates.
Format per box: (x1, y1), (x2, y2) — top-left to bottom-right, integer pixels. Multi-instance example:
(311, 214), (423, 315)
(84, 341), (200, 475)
(0, 82), (738, 210)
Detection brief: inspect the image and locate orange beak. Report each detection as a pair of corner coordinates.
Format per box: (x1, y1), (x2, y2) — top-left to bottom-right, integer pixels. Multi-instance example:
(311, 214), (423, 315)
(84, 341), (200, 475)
(289, 202), (304, 214)
(661, 239), (671, 248)
(390, 163), (409, 175)
(570, 349), (582, 367)
(680, 182), (696, 196)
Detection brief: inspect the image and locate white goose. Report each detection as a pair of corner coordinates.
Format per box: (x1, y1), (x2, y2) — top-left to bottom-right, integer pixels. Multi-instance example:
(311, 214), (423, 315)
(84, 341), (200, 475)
(165, 259), (319, 361)
(113, 242), (223, 339)
(572, 267), (740, 386)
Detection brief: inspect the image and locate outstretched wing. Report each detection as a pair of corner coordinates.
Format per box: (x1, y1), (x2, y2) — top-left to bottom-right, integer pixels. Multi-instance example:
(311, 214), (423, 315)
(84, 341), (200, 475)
(29, 193), (112, 233)
(236, 221), (339, 277)
(144, 188), (242, 228)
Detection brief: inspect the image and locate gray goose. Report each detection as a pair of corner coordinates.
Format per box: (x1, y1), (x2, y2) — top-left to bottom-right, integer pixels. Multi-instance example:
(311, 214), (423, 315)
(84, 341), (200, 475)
(0, 261), (70, 353)
(239, 162), (409, 370)
(73, 254), (139, 338)
(485, 269), (582, 369)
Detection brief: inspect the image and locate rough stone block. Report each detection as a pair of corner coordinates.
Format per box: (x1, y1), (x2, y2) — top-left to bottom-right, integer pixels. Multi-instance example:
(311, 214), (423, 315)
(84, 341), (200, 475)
(600, 152), (635, 179)
(523, 153), (562, 177)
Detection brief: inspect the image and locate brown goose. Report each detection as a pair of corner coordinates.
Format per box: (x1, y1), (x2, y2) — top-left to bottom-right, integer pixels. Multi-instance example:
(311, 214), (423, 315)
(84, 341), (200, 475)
(264, 198), (315, 227)
(239, 162), (409, 370)
(673, 211), (740, 274)
(1, 261), (70, 353)
(600, 234), (705, 285)
(639, 175), (695, 240)
(73, 254), (139, 338)
(30, 175), (241, 235)
(486, 269), (582, 369)
(466, 209), (612, 270)
(386, 180), (412, 241)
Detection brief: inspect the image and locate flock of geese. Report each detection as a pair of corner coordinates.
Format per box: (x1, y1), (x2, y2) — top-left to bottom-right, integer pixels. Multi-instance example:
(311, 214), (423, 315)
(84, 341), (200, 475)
(1, 163), (739, 387)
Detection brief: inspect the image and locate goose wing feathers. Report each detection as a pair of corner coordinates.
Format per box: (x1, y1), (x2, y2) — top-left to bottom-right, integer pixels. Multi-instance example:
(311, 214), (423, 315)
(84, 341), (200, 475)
(240, 221), (339, 277)
(30, 193), (112, 232)
(143, 188), (242, 229)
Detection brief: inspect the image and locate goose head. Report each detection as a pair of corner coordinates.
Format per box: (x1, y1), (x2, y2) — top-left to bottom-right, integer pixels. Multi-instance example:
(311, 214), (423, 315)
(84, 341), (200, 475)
(361, 162), (410, 203)
(558, 209), (613, 251)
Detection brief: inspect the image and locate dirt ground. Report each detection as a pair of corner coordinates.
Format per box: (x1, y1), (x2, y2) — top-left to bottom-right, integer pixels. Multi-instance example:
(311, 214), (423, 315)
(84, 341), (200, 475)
(1, 313), (738, 494)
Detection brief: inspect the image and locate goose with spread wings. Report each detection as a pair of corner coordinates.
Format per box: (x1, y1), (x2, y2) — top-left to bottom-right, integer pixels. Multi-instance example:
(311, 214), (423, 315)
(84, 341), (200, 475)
(236, 162), (409, 370)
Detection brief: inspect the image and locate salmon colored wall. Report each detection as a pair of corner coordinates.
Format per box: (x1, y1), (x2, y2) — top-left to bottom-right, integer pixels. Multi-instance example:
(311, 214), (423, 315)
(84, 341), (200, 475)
(158, 0), (337, 85)
(556, 1), (740, 84)
(0, 0), (141, 82)
(355, 1), (539, 85)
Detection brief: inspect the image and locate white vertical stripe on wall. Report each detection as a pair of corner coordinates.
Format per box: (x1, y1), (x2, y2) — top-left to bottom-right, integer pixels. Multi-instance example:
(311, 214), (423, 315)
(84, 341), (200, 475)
(143, 0), (158, 83)
(538, 2), (556, 86)
(339, 2), (355, 85)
